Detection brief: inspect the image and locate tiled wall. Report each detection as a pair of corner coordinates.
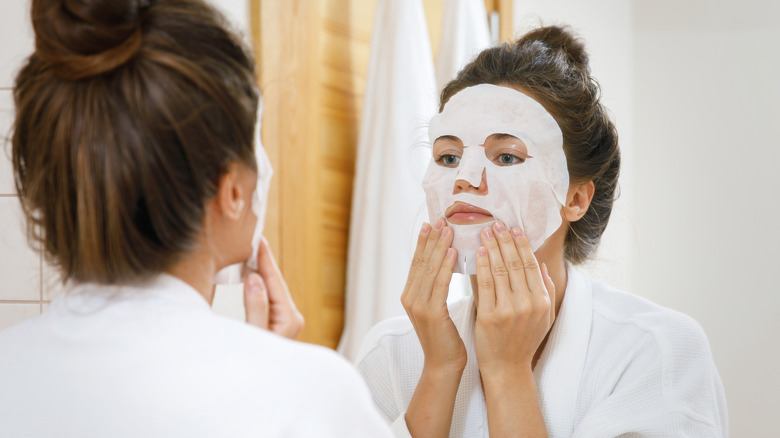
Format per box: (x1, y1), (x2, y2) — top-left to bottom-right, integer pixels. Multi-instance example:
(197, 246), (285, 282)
(0, 0), (54, 331)
(0, 1), (248, 331)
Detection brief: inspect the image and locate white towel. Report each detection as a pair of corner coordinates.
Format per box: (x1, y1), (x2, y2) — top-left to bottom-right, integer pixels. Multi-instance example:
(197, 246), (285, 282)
(435, 0), (491, 93)
(338, 0), (437, 361)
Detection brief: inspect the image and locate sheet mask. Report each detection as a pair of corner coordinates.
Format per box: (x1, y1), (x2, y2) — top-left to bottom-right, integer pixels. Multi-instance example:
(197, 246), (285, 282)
(213, 101), (273, 284)
(423, 84), (569, 274)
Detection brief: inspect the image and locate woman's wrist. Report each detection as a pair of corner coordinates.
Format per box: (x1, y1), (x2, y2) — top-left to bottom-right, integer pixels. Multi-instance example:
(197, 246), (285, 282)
(481, 363), (535, 393)
(407, 358), (465, 438)
(423, 355), (467, 376)
(421, 359), (467, 383)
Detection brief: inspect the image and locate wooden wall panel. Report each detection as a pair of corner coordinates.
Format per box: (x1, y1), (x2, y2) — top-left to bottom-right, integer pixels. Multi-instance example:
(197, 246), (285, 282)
(254, 0), (510, 349)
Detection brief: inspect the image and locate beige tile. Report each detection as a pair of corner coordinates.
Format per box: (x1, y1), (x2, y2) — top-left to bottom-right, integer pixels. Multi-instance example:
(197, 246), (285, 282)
(0, 90), (15, 195)
(0, 303), (40, 331)
(0, 197), (40, 300)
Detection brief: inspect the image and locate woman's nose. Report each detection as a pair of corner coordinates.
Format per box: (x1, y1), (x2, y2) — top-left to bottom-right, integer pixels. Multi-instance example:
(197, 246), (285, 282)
(453, 168), (488, 195)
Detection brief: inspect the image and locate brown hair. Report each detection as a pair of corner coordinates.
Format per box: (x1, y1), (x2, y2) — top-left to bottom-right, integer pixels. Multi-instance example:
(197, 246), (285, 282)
(440, 26), (620, 264)
(12, 0), (259, 283)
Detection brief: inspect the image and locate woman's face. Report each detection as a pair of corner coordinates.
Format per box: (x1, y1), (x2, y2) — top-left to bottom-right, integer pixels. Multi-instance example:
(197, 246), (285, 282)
(422, 84), (569, 274)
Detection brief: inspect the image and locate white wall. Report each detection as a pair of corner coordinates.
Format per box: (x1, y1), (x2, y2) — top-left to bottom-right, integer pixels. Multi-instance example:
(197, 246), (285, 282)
(0, 0), (39, 330)
(633, 0), (780, 435)
(513, 0), (636, 291)
(515, 0), (780, 435)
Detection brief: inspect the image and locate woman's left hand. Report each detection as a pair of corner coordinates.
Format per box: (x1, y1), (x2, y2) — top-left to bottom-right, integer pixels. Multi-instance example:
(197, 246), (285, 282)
(473, 221), (556, 377)
(243, 238), (304, 339)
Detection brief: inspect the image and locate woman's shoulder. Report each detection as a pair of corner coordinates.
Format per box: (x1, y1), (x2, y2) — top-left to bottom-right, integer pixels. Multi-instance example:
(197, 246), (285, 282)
(353, 314), (416, 366)
(585, 275), (714, 362)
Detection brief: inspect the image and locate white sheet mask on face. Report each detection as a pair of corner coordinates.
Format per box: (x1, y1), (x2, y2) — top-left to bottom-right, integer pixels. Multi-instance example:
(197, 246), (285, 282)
(213, 101), (273, 284)
(423, 84), (569, 274)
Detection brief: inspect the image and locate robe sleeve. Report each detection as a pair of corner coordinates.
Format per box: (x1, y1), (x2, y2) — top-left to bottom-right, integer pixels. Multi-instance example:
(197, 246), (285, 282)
(572, 313), (728, 437)
(354, 321), (419, 438)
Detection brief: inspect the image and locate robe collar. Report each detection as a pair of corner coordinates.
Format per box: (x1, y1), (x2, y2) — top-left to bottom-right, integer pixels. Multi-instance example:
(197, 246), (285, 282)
(449, 264), (593, 437)
(533, 265), (594, 437)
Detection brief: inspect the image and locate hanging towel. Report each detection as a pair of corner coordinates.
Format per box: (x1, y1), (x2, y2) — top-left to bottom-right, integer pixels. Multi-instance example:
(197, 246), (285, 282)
(338, 0), (437, 361)
(435, 0), (491, 303)
(435, 0), (491, 93)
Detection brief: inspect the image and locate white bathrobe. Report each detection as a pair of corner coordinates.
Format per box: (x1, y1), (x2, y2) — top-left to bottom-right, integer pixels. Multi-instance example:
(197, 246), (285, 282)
(0, 274), (392, 438)
(355, 267), (729, 437)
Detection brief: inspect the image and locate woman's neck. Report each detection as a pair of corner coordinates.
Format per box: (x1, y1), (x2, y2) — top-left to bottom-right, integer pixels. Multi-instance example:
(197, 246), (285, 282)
(166, 248), (218, 304)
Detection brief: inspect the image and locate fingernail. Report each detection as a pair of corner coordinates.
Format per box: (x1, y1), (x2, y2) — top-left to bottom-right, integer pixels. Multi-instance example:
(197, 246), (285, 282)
(433, 218), (444, 230)
(446, 248), (456, 258)
(441, 226), (451, 237)
(477, 247), (487, 257)
(493, 221), (507, 233)
(247, 275), (262, 294)
(483, 228), (493, 239)
(511, 227), (523, 239)
(421, 223), (431, 235)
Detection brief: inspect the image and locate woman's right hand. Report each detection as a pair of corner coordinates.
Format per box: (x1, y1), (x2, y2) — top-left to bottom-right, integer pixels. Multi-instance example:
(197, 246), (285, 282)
(402, 218), (465, 438)
(401, 218), (465, 371)
(243, 238), (304, 340)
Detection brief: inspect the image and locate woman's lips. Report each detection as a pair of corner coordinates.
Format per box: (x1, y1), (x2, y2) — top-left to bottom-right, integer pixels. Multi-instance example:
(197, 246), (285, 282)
(445, 201), (495, 225)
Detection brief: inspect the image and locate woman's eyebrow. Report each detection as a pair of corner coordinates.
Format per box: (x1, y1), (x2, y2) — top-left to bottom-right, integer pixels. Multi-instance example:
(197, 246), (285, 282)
(435, 135), (463, 143)
(486, 133), (521, 141)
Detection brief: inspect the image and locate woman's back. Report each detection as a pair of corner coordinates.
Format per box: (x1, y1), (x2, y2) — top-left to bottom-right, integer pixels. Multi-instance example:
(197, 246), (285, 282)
(0, 275), (387, 437)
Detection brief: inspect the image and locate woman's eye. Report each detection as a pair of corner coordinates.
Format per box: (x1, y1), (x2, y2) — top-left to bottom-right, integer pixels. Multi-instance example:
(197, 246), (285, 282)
(436, 154), (461, 167)
(497, 153), (525, 165)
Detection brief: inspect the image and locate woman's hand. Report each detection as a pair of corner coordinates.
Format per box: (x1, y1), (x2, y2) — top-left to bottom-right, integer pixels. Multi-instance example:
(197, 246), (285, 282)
(243, 238), (304, 339)
(474, 221), (555, 437)
(402, 218), (464, 438)
(474, 221), (555, 375)
(402, 218), (465, 372)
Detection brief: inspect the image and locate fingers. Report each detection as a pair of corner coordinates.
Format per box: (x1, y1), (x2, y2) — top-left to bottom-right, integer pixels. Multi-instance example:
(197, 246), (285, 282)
(480, 226), (511, 306)
(489, 222), (528, 297)
(475, 246), (496, 311)
(256, 237), (284, 295)
(541, 263), (556, 325)
(417, 224), (454, 303)
(510, 227), (546, 294)
(244, 273), (269, 329)
(256, 237), (297, 306)
(403, 222), (432, 295)
(403, 219), (453, 308)
(430, 248), (457, 305)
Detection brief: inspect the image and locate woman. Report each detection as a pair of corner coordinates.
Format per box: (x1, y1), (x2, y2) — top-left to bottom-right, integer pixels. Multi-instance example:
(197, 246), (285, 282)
(356, 26), (728, 437)
(0, 0), (391, 436)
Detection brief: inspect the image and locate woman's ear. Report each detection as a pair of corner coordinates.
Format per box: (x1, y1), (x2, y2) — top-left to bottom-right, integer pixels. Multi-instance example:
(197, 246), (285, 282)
(216, 163), (246, 221)
(564, 181), (595, 222)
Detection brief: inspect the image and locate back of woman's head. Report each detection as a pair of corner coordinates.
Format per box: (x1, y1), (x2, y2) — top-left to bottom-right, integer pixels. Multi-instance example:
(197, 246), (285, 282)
(12, 0), (259, 284)
(440, 25), (620, 264)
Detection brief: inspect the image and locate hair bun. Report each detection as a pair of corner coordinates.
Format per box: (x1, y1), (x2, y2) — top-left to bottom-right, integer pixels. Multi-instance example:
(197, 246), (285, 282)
(32, 0), (151, 79)
(516, 25), (590, 73)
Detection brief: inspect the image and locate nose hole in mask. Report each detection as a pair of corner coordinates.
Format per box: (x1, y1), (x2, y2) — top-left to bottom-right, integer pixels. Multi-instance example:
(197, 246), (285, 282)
(452, 168), (489, 195)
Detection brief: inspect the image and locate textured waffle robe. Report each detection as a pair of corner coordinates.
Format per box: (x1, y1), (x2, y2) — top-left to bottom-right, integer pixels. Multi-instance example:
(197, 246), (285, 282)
(0, 274), (393, 437)
(355, 267), (728, 437)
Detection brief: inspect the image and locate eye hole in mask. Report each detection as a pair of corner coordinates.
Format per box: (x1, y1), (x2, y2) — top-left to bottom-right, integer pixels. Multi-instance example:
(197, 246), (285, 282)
(433, 134), (534, 169)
